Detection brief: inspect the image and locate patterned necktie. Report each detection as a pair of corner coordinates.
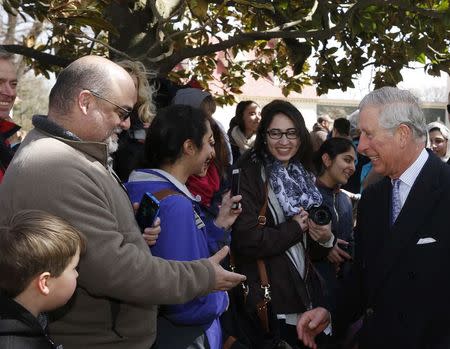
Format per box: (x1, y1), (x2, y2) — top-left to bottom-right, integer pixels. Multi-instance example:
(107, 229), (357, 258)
(391, 178), (401, 225)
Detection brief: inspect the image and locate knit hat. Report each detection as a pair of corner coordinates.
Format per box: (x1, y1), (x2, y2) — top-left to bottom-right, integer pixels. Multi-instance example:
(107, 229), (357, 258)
(172, 88), (211, 109)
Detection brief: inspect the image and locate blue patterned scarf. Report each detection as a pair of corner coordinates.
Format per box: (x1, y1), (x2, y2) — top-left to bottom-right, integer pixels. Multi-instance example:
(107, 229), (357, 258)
(266, 157), (322, 218)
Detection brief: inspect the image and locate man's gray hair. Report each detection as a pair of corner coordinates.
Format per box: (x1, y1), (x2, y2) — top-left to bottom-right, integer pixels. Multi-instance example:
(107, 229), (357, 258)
(359, 86), (427, 142)
(49, 59), (113, 115)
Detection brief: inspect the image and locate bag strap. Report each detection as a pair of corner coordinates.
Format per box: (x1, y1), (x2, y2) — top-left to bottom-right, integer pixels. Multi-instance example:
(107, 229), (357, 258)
(256, 179), (270, 291)
(223, 179), (273, 349)
(152, 188), (181, 201)
(223, 336), (237, 349)
(227, 179), (272, 335)
(256, 180), (269, 227)
(255, 181), (271, 333)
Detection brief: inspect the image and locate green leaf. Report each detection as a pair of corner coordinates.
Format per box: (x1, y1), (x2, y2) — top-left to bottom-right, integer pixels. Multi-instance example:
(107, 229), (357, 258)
(416, 53), (427, 64)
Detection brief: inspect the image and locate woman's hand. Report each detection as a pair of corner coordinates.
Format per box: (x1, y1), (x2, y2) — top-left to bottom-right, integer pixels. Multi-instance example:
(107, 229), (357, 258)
(214, 191), (242, 230)
(307, 219), (333, 244)
(142, 217), (161, 246)
(327, 238), (352, 264)
(292, 208), (309, 232)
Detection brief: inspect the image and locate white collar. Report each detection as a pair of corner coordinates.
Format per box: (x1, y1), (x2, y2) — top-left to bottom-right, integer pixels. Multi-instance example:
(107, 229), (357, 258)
(393, 148), (428, 187)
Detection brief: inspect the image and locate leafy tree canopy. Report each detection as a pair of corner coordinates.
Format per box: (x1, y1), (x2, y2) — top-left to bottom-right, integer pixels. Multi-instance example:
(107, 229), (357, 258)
(1, 0), (449, 104)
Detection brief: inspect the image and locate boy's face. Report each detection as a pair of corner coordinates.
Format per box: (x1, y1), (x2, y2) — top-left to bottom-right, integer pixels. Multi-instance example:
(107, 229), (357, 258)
(46, 247), (80, 310)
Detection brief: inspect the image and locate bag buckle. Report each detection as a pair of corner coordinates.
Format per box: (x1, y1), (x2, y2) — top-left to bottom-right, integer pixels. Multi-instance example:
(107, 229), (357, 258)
(261, 284), (271, 301)
(242, 283), (249, 297)
(257, 215), (267, 226)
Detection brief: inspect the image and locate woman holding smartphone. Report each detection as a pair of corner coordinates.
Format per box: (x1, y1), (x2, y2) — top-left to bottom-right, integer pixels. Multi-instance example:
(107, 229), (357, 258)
(125, 104), (241, 349)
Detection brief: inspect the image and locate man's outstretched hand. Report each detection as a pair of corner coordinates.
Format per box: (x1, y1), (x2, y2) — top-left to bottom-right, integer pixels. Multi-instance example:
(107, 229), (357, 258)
(208, 246), (246, 291)
(297, 307), (331, 349)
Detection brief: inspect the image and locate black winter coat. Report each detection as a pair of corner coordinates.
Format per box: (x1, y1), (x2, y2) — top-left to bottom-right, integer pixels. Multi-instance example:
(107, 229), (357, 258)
(0, 293), (60, 349)
(336, 151), (450, 349)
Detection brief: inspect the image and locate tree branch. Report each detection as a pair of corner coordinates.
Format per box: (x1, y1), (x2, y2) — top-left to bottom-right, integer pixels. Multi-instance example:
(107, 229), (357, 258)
(0, 44), (72, 67)
(72, 33), (131, 59)
(159, 0), (359, 71)
(159, 0), (446, 73)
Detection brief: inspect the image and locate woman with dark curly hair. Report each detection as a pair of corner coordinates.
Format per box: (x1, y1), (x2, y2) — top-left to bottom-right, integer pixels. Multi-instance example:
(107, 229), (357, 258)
(231, 99), (333, 348)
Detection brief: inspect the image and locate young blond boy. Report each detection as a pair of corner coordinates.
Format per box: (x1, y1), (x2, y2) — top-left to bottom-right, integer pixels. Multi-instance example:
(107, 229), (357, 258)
(0, 209), (86, 348)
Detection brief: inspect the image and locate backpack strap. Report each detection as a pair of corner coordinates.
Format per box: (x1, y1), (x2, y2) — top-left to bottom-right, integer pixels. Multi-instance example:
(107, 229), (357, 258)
(152, 188), (182, 201)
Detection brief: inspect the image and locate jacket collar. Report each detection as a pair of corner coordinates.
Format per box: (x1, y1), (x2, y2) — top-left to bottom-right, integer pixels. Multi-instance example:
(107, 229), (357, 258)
(0, 292), (44, 335)
(315, 178), (340, 194)
(32, 115), (109, 166)
(128, 169), (200, 201)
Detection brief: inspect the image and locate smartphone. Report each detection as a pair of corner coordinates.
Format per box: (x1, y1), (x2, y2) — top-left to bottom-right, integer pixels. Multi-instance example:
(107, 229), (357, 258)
(231, 168), (241, 209)
(135, 192), (160, 232)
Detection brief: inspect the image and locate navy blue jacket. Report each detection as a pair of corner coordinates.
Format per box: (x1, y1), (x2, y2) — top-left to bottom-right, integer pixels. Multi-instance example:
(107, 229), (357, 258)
(314, 182), (353, 316)
(337, 151), (450, 349)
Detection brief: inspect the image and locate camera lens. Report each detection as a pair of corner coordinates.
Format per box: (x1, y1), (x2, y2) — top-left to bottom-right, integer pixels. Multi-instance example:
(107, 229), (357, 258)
(308, 205), (332, 226)
(315, 211), (328, 225)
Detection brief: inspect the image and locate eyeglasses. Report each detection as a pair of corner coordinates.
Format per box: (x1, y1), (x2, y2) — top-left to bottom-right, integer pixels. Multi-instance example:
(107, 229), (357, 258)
(267, 128), (299, 139)
(88, 90), (133, 121)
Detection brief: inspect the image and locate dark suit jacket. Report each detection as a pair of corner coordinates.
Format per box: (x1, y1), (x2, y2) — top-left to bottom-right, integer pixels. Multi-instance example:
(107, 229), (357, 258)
(336, 151), (450, 349)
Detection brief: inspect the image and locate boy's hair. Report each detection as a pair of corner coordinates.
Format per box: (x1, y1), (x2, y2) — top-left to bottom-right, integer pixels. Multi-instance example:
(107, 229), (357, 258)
(0, 210), (87, 298)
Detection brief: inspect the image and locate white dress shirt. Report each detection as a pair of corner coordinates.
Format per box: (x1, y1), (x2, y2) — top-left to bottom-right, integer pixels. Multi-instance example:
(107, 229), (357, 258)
(392, 148), (429, 210)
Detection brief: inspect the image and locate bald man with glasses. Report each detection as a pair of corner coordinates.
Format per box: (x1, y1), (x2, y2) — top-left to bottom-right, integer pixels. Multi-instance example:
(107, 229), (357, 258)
(0, 55), (245, 349)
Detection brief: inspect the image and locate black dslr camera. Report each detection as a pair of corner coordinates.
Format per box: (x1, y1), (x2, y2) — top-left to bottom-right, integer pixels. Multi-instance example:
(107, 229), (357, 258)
(307, 205), (332, 226)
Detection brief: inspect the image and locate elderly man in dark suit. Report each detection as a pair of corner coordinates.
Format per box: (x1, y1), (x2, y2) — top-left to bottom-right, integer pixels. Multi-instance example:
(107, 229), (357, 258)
(297, 86), (450, 349)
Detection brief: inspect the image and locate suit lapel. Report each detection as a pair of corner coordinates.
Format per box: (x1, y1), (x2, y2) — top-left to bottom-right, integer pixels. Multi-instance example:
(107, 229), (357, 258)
(368, 154), (443, 304)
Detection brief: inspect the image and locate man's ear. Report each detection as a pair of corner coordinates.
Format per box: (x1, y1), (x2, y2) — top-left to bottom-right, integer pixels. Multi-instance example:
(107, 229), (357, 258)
(78, 90), (92, 115)
(322, 153), (332, 168)
(397, 124), (411, 148)
(36, 272), (51, 296)
(183, 139), (196, 156)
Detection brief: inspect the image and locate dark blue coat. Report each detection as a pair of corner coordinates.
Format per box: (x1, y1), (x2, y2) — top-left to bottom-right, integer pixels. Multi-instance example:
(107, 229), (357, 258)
(314, 183), (353, 315)
(337, 151), (450, 349)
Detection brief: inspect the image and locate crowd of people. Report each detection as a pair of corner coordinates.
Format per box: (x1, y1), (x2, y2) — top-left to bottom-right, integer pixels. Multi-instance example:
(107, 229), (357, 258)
(1, 51), (450, 349)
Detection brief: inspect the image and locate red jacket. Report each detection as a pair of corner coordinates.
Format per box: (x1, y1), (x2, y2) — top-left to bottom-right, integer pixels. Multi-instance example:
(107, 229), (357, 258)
(0, 119), (21, 182)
